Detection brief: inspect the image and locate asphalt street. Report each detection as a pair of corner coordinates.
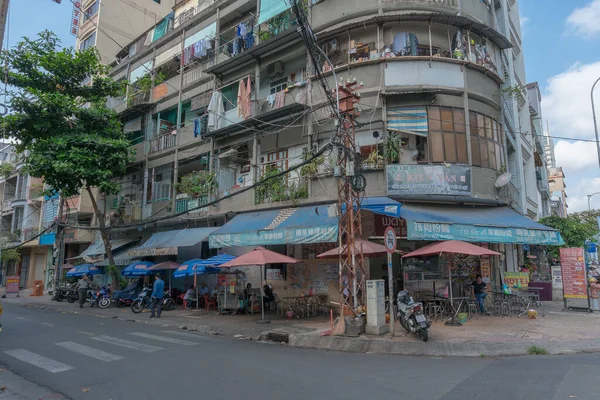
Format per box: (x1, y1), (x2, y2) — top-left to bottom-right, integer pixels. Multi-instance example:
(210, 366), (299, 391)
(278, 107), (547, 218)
(0, 305), (598, 400)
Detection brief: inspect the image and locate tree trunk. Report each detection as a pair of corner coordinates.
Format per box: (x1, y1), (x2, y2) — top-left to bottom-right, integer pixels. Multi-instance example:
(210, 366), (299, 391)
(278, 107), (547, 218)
(85, 186), (119, 290)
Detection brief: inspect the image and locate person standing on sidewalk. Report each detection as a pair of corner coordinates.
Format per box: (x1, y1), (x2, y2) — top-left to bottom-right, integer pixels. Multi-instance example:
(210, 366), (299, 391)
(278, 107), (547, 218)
(471, 274), (490, 315)
(150, 275), (164, 318)
(75, 275), (90, 309)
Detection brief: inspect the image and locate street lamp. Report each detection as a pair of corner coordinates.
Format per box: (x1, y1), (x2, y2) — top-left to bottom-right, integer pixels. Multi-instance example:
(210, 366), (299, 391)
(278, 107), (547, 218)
(592, 76), (600, 171)
(588, 192), (600, 211)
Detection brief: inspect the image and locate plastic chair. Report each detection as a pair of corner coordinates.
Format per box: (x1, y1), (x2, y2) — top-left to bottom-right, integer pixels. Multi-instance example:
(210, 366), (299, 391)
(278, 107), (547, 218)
(204, 294), (217, 312)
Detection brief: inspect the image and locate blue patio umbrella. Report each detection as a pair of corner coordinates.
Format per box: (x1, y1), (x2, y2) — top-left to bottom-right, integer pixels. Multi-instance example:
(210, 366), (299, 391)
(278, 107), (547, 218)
(174, 259), (222, 310)
(66, 264), (103, 278)
(122, 261), (156, 277)
(198, 254), (237, 267)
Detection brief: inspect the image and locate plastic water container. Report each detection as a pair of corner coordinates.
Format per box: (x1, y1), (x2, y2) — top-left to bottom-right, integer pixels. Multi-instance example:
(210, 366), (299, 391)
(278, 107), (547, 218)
(457, 312), (468, 324)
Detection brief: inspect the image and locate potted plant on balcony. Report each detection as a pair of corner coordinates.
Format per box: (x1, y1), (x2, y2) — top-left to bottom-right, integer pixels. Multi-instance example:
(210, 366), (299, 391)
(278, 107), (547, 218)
(176, 170), (218, 202)
(299, 152), (325, 178)
(362, 149), (383, 170)
(255, 164), (287, 204)
(384, 132), (402, 164)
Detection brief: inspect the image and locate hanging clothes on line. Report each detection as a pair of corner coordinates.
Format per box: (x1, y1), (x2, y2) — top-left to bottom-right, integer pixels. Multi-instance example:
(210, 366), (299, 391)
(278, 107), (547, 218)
(182, 45), (194, 66)
(274, 91), (286, 109)
(207, 91), (225, 131)
(237, 79), (247, 119)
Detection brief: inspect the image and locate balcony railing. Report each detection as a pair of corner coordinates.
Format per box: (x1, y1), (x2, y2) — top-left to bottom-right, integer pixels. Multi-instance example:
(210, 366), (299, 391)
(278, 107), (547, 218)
(182, 63), (211, 87)
(213, 16), (257, 66)
(175, 195), (210, 213)
(149, 131), (177, 153)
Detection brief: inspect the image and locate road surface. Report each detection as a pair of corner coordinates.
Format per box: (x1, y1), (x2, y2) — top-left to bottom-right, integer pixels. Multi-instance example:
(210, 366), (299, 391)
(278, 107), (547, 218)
(0, 305), (597, 399)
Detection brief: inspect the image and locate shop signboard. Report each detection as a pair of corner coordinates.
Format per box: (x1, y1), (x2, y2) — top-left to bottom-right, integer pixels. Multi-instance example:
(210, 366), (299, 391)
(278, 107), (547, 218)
(503, 272), (529, 288)
(407, 222), (563, 245)
(5, 276), (19, 294)
(560, 248), (587, 300)
(209, 225), (338, 248)
(374, 215), (407, 238)
(387, 164), (471, 196)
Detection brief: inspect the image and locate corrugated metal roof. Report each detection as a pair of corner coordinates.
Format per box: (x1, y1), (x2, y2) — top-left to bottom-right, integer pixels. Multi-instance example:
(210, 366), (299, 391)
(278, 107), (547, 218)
(77, 238), (138, 258)
(128, 227), (218, 257)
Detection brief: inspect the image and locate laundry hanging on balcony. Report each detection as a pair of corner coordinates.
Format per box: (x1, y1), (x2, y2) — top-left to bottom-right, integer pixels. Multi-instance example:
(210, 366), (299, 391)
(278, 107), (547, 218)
(207, 91), (225, 131)
(237, 76), (252, 120)
(152, 12), (174, 43)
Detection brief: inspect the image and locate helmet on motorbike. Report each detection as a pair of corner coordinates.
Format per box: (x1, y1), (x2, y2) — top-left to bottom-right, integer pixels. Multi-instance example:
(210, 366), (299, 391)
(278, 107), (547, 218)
(397, 290), (409, 303)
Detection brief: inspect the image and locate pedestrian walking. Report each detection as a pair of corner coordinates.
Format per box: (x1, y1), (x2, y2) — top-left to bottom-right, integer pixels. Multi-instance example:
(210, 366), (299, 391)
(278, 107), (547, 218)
(75, 275), (90, 309)
(150, 275), (164, 318)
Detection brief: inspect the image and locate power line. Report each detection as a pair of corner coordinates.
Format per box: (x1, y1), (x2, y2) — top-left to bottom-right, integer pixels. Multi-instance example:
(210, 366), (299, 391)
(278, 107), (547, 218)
(56, 138), (336, 231)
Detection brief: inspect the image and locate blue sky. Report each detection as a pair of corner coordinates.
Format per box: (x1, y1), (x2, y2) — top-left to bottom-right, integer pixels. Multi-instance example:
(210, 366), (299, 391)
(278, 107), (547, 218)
(9, 0), (600, 212)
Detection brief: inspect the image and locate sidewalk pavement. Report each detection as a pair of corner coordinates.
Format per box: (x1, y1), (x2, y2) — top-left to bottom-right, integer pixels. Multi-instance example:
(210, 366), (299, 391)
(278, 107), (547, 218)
(4, 289), (600, 357)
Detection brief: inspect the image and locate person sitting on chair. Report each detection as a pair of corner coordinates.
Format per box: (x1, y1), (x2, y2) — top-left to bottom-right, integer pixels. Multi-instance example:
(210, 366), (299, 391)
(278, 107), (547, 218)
(184, 285), (196, 309)
(263, 284), (275, 305)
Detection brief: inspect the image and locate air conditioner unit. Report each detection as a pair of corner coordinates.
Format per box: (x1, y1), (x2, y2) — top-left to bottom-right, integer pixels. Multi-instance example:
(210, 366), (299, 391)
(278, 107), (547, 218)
(267, 61), (284, 78)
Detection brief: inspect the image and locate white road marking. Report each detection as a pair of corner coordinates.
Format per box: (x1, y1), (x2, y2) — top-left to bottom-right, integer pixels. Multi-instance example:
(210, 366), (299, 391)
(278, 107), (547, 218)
(40, 322), (54, 327)
(4, 349), (73, 373)
(128, 332), (198, 346)
(91, 335), (162, 353)
(55, 342), (123, 362)
(14, 317), (26, 320)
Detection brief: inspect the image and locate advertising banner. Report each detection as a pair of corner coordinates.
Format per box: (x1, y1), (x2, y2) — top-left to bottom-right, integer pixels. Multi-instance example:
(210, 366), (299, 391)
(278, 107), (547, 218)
(503, 272), (529, 288)
(5, 276), (20, 294)
(560, 248), (587, 299)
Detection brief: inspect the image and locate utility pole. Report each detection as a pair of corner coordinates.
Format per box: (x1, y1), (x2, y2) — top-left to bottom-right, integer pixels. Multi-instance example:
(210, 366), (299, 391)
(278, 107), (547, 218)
(0, 0), (8, 52)
(51, 197), (65, 291)
(337, 80), (366, 315)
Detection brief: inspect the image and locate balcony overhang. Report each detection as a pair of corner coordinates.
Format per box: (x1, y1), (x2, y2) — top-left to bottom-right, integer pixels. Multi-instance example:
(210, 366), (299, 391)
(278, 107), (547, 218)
(201, 102), (309, 140)
(318, 12), (512, 50)
(204, 27), (302, 76)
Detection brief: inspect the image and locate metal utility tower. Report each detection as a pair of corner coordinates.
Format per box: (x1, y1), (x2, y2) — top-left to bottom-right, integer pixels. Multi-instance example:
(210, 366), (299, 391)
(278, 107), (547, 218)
(336, 80), (366, 314)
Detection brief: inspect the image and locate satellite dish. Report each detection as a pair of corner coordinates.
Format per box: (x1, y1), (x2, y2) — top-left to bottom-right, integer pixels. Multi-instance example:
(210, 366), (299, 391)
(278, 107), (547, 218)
(495, 172), (512, 188)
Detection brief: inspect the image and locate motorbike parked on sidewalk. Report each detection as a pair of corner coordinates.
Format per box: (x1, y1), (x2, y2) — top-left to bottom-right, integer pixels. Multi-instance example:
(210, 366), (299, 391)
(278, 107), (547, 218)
(162, 290), (175, 311)
(131, 287), (175, 313)
(52, 284), (74, 302)
(130, 287), (153, 313)
(88, 286), (111, 309)
(396, 290), (431, 342)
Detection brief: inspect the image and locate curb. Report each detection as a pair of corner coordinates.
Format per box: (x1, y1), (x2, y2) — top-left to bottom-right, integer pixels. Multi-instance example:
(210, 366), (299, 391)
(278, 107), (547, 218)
(7, 299), (600, 358)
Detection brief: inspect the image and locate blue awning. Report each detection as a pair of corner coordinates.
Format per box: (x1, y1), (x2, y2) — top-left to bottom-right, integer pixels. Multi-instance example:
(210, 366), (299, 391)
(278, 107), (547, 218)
(401, 204), (564, 245)
(342, 197), (402, 218)
(387, 107), (428, 137)
(129, 227), (218, 257)
(209, 205), (338, 248)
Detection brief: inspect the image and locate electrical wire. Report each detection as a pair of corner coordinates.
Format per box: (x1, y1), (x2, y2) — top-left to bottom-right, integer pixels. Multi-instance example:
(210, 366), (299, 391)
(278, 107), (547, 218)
(56, 137), (337, 230)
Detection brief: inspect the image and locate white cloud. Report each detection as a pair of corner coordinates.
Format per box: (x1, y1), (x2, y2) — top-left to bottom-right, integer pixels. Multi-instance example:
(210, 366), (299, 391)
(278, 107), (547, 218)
(554, 140), (599, 172)
(562, 176), (600, 212)
(543, 61), (600, 213)
(566, 0), (600, 38)
(520, 16), (529, 29)
(543, 61), (600, 139)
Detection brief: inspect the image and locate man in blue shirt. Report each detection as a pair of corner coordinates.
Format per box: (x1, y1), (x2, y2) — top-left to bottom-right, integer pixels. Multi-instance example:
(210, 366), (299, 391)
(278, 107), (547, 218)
(150, 275), (165, 318)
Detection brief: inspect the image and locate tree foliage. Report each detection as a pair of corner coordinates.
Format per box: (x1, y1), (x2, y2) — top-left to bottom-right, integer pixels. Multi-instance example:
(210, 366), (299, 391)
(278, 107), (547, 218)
(0, 31), (130, 288)
(539, 210), (600, 260)
(1, 31), (130, 197)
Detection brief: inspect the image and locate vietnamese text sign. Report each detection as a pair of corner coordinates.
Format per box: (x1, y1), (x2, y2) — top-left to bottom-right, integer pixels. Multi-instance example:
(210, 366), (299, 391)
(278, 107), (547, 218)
(387, 164), (471, 196)
(6, 276), (19, 294)
(503, 272), (529, 288)
(551, 266), (563, 288)
(266, 268), (284, 280)
(560, 248), (587, 299)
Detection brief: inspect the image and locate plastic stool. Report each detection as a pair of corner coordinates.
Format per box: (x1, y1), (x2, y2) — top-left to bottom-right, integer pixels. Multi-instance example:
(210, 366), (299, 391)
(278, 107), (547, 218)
(467, 303), (478, 320)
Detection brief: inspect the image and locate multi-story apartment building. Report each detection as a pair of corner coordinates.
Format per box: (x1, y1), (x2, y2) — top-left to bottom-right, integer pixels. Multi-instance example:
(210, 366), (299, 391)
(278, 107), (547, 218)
(75, 0), (177, 63)
(526, 82), (551, 219)
(100, 0), (562, 294)
(549, 166), (568, 218)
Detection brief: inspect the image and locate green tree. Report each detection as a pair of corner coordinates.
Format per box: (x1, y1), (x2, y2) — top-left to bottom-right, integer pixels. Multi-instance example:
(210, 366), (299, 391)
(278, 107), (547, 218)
(1, 31), (130, 287)
(539, 211), (600, 260)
